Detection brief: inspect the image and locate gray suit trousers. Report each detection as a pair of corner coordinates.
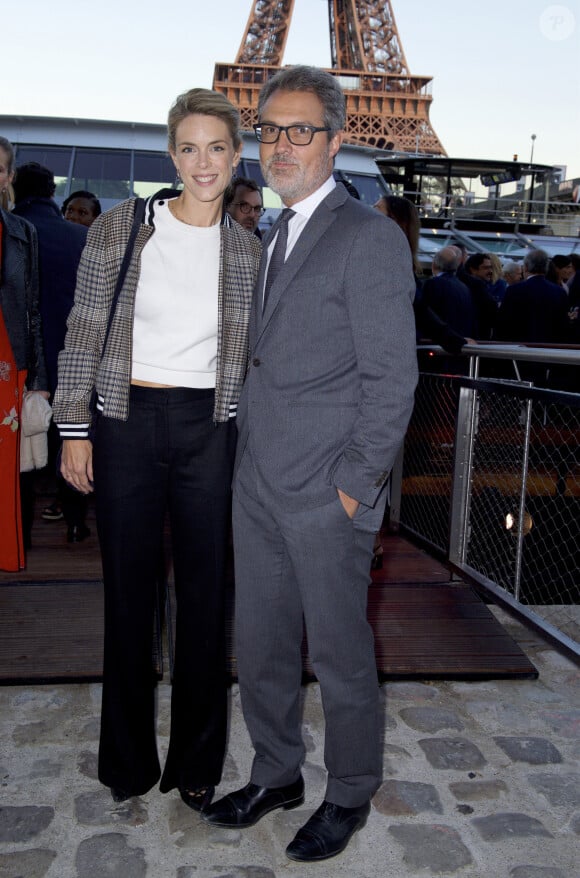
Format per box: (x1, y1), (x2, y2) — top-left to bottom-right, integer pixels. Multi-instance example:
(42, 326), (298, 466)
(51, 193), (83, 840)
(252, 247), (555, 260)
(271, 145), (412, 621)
(232, 449), (385, 807)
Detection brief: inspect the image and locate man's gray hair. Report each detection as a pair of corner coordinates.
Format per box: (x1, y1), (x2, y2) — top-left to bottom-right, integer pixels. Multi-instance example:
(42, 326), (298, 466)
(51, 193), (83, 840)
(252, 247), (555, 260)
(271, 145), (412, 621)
(503, 261), (522, 279)
(258, 65), (346, 133)
(523, 248), (550, 276)
(433, 246), (460, 273)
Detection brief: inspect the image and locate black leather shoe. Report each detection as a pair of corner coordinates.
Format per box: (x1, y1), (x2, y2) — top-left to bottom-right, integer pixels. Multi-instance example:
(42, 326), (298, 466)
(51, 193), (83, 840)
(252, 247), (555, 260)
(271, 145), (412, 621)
(285, 799), (371, 862)
(202, 776), (304, 827)
(67, 524), (91, 543)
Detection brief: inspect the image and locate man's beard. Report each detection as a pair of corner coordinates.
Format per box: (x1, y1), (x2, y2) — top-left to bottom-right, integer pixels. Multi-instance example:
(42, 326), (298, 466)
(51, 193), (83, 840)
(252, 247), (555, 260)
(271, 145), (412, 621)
(263, 150), (332, 203)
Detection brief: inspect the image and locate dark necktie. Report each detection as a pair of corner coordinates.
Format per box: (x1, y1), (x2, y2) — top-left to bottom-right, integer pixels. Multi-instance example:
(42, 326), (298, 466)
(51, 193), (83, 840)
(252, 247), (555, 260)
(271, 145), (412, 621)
(263, 208), (295, 310)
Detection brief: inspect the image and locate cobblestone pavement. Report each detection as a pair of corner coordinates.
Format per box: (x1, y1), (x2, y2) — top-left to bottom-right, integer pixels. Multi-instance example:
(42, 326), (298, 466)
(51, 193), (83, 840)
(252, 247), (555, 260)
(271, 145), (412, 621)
(1, 607), (578, 878)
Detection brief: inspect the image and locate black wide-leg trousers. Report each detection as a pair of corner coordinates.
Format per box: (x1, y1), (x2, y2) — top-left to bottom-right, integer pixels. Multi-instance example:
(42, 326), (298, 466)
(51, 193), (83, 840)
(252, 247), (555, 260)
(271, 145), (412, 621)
(93, 385), (235, 797)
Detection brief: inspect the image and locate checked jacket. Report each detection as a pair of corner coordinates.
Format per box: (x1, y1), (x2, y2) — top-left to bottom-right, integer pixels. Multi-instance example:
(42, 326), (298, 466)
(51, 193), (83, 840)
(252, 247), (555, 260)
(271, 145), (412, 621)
(53, 189), (261, 438)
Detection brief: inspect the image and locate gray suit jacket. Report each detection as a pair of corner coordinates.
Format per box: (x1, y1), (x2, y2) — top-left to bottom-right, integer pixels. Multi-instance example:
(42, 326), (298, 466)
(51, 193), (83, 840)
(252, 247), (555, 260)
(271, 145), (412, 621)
(235, 184), (418, 511)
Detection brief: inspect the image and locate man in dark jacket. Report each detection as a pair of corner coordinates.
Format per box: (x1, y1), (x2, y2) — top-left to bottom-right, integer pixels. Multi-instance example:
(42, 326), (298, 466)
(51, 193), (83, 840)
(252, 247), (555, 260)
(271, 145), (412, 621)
(458, 252), (498, 340)
(422, 246), (477, 341)
(496, 248), (569, 344)
(495, 248), (570, 387)
(13, 162), (89, 541)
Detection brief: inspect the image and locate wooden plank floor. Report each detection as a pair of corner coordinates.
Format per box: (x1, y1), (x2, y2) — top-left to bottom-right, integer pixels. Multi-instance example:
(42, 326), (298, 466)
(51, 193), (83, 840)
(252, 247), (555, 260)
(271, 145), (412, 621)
(0, 495), (537, 682)
(0, 495), (102, 584)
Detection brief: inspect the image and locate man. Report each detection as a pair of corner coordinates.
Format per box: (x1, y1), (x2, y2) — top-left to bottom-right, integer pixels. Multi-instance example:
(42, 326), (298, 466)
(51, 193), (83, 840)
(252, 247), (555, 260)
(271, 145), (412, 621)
(464, 252), (493, 285)
(203, 66), (418, 861)
(458, 252), (497, 339)
(496, 248), (569, 387)
(12, 163), (89, 541)
(225, 176), (264, 236)
(421, 246), (476, 342)
(503, 260), (524, 286)
(496, 248), (569, 345)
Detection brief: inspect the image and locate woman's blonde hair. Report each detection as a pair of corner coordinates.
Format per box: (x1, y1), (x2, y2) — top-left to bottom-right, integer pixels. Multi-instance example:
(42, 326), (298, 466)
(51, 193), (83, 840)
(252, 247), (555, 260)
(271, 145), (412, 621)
(167, 88), (242, 153)
(489, 252), (503, 284)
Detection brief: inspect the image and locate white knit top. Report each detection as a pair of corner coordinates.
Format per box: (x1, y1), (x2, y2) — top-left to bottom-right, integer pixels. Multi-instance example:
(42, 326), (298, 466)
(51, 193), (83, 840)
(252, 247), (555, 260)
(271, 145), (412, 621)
(131, 199), (220, 388)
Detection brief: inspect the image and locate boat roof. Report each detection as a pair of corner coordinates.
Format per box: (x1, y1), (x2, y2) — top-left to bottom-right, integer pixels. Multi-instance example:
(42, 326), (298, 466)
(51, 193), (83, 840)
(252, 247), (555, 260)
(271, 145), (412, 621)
(375, 155), (555, 184)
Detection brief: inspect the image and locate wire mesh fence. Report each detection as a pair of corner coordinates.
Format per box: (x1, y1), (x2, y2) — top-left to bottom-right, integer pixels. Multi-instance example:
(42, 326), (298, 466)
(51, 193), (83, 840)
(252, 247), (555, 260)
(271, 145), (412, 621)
(397, 367), (580, 651)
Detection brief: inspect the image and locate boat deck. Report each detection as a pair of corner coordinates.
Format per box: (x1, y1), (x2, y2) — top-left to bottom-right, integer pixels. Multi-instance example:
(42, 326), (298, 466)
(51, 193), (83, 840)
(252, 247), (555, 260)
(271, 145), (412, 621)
(0, 496), (537, 683)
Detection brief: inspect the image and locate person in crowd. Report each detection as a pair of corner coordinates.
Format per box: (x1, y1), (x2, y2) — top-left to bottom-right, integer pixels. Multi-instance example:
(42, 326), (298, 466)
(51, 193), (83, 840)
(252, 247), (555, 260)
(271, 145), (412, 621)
(566, 253), (580, 330)
(376, 196), (473, 356)
(202, 66), (418, 862)
(12, 162), (90, 542)
(0, 137), (49, 570)
(61, 190), (102, 227)
(52, 89), (261, 808)
(488, 253), (507, 304)
(566, 253), (580, 292)
(451, 240), (468, 266)
(464, 252), (493, 285)
(547, 254), (574, 289)
(497, 248), (569, 344)
(422, 247), (477, 343)
(503, 260), (523, 286)
(496, 248), (569, 386)
(0, 145), (14, 212)
(458, 252), (497, 339)
(224, 176), (263, 236)
(374, 195), (419, 270)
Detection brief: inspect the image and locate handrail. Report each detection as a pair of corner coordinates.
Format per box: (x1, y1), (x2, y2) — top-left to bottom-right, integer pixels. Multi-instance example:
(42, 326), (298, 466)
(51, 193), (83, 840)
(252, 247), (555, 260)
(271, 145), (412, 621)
(418, 343), (580, 368)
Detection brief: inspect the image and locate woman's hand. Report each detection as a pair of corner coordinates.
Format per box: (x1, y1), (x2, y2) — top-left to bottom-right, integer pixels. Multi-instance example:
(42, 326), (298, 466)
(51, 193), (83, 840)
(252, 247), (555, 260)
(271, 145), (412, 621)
(60, 439), (94, 494)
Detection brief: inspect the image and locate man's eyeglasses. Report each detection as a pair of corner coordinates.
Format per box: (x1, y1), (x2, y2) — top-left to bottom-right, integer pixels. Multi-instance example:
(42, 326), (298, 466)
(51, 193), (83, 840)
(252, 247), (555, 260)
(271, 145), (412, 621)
(253, 124), (331, 146)
(232, 202), (265, 216)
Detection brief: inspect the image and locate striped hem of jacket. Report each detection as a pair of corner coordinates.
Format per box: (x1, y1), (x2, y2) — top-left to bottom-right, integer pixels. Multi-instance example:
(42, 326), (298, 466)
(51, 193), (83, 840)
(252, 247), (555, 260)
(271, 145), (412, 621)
(57, 422), (92, 439)
(57, 394), (237, 438)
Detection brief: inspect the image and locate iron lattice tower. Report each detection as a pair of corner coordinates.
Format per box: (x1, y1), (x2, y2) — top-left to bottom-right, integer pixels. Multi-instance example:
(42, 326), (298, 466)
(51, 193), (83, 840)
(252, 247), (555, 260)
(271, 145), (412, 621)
(213, 0), (445, 154)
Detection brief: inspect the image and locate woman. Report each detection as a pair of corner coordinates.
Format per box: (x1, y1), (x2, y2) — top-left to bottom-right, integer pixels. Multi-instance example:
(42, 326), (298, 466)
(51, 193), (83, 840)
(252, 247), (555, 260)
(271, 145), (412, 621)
(61, 190), (102, 227)
(52, 90), (261, 808)
(0, 136), (48, 571)
(488, 253), (507, 304)
(374, 194), (472, 354)
(547, 254), (574, 289)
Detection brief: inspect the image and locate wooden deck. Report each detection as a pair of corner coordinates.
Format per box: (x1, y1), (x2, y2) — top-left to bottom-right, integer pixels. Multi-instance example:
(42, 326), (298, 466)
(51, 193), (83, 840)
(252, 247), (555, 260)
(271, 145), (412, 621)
(0, 495), (537, 683)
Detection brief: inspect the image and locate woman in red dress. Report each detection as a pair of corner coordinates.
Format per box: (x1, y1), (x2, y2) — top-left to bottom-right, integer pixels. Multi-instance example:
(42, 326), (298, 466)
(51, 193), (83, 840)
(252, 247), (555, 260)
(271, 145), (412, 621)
(0, 136), (48, 570)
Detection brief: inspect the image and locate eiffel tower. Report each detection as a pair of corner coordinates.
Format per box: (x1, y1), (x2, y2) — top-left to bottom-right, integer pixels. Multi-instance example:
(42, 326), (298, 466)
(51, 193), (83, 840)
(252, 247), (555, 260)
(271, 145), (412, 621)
(213, 0), (445, 154)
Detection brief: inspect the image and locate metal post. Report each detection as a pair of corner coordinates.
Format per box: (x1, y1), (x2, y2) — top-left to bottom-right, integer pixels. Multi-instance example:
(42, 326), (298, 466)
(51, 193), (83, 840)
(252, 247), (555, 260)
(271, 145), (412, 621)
(513, 398), (533, 601)
(449, 384), (478, 566)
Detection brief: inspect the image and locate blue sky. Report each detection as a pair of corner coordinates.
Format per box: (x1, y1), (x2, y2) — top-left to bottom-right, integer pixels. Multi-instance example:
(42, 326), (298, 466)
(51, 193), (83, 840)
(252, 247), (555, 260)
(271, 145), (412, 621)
(4, 0), (580, 179)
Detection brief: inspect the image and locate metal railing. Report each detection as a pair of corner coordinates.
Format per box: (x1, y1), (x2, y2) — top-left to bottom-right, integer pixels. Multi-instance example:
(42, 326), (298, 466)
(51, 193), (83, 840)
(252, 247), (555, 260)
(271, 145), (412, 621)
(391, 345), (580, 658)
(393, 186), (580, 239)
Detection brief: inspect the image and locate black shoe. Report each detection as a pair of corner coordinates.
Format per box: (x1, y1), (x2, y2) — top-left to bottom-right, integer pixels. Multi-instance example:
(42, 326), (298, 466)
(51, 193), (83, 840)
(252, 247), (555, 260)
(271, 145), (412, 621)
(42, 502), (64, 521)
(202, 776), (304, 828)
(179, 785), (215, 813)
(285, 799), (370, 862)
(67, 524), (91, 543)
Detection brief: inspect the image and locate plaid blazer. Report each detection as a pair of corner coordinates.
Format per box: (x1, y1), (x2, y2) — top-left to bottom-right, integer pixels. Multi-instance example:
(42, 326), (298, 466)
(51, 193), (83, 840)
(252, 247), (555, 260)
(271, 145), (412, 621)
(53, 191), (261, 437)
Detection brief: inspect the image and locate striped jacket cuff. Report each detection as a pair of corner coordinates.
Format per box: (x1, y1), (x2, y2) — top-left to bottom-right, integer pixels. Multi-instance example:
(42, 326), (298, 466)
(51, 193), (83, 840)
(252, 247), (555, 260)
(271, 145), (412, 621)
(57, 423), (91, 440)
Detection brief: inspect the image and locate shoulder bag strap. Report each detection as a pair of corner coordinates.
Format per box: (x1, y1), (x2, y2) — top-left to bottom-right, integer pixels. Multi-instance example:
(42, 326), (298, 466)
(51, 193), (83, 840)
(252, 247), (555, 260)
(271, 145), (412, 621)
(102, 196), (146, 353)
